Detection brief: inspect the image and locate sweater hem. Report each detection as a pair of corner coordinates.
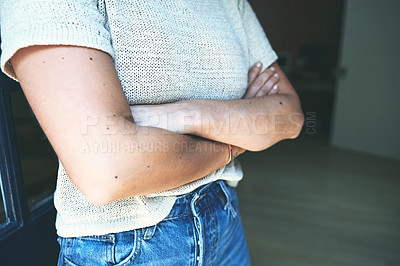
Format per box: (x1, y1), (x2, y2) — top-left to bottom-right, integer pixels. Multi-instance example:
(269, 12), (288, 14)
(55, 196), (176, 238)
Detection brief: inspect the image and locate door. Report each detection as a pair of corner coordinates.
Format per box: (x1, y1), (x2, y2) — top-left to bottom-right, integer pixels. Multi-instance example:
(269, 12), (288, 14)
(0, 69), (59, 265)
(331, 0), (400, 160)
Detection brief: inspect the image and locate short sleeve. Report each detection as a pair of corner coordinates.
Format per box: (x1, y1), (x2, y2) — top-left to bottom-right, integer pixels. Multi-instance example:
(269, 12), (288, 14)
(240, 0), (278, 69)
(0, 0), (114, 81)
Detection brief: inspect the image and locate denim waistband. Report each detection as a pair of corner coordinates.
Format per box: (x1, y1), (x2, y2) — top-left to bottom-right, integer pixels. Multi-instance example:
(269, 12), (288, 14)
(163, 180), (233, 220)
(57, 179), (248, 265)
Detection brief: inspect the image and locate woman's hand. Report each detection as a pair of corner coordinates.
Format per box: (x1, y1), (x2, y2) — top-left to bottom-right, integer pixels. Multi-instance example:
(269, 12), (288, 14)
(243, 62), (280, 99)
(230, 62), (281, 158)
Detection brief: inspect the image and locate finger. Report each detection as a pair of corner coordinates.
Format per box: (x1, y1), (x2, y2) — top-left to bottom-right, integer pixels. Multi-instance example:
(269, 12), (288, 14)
(244, 68), (275, 98)
(268, 84), (279, 95)
(255, 73), (279, 97)
(247, 62), (262, 86)
(255, 73), (280, 97)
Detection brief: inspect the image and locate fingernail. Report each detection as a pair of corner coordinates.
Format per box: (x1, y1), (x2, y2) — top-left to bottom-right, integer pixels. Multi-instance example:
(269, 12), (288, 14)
(273, 73), (279, 78)
(270, 67), (275, 71)
(273, 84), (278, 90)
(256, 62), (262, 67)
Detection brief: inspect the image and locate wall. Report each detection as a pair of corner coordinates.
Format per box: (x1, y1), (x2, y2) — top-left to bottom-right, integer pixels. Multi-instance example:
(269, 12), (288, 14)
(331, 0), (400, 160)
(249, 0), (344, 74)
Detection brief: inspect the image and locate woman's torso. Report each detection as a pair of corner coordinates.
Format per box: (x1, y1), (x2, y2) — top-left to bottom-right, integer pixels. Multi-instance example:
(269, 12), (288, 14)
(54, 0), (249, 237)
(102, 0), (250, 104)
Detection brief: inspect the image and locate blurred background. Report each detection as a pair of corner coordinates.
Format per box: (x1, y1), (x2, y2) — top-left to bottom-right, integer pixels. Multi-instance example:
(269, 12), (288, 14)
(0, 0), (399, 265)
(238, 0), (400, 265)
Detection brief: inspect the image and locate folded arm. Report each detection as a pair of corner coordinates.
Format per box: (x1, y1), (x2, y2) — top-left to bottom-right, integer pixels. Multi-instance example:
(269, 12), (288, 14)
(11, 45), (233, 205)
(131, 62), (304, 151)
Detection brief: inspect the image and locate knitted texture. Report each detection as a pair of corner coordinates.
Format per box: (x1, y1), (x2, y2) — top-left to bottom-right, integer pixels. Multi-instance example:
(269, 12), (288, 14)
(1, 0), (277, 237)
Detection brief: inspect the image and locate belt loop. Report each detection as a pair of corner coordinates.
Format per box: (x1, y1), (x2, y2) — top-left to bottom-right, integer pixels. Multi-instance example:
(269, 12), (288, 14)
(217, 180), (237, 218)
(191, 192), (200, 215)
(143, 224), (157, 240)
(218, 180), (230, 210)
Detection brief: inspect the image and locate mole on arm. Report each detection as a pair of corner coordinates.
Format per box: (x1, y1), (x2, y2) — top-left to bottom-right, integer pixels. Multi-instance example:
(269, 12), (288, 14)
(279, 101), (283, 105)
(90, 57), (93, 60)
(114, 176), (118, 179)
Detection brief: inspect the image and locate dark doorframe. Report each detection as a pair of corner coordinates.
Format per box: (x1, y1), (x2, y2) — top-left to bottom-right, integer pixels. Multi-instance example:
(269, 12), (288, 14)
(0, 71), (58, 266)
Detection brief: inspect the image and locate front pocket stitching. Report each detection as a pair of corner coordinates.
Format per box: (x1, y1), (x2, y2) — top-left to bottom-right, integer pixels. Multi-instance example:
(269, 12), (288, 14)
(74, 234), (114, 242)
(62, 255), (79, 266)
(115, 229), (142, 265)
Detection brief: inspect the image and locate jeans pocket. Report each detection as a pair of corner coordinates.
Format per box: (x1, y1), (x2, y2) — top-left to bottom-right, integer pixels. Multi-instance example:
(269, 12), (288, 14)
(114, 229), (142, 265)
(60, 256), (79, 266)
(61, 235), (111, 265)
(58, 230), (142, 266)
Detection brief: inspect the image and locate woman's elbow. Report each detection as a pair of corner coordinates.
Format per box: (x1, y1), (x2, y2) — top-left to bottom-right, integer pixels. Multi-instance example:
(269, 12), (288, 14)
(288, 110), (304, 139)
(80, 181), (120, 206)
(85, 191), (114, 206)
(73, 171), (142, 206)
(247, 110), (304, 152)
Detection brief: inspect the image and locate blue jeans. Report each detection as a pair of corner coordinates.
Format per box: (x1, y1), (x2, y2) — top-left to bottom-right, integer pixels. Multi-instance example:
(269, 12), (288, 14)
(57, 180), (250, 265)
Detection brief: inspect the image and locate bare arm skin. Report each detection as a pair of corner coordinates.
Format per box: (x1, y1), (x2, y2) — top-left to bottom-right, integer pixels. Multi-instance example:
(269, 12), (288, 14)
(131, 62), (304, 151)
(11, 45), (235, 205)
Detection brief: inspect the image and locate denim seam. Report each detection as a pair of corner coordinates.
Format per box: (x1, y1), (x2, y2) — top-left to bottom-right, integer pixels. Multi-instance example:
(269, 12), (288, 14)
(209, 203), (217, 265)
(62, 255), (79, 266)
(191, 193), (203, 266)
(72, 234), (115, 242)
(163, 195), (221, 221)
(115, 229), (142, 265)
(109, 238), (115, 264)
(192, 222), (199, 266)
(64, 238), (72, 262)
(163, 211), (192, 220)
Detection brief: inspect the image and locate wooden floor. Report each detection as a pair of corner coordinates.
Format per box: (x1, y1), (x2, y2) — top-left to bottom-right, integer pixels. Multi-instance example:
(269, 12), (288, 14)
(237, 134), (400, 266)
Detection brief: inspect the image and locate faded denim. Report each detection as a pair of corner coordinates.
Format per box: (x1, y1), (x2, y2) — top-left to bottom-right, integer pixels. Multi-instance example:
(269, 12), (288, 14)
(57, 180), (250, 265)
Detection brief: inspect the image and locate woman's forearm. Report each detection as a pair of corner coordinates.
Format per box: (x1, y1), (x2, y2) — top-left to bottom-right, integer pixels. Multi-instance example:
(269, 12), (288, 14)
(131, 63), (304, 151)
(79, 116), (230, 204)
(183, 94), (304, 151)
(137, 94), (303, 151)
